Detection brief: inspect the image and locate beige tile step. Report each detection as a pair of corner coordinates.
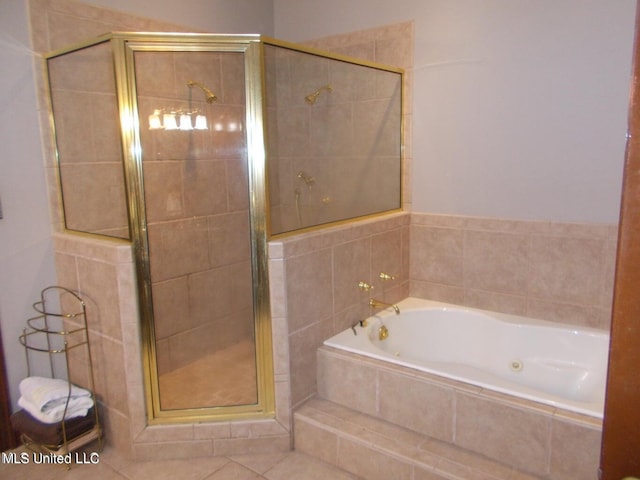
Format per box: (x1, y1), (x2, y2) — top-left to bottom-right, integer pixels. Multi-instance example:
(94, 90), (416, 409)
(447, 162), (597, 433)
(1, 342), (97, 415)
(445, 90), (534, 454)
(294, 397), (543, 480)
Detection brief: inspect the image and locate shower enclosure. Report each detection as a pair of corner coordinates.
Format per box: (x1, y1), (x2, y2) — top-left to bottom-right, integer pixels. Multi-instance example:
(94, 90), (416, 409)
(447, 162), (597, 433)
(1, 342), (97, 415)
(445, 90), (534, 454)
(44, 32), (403, 423)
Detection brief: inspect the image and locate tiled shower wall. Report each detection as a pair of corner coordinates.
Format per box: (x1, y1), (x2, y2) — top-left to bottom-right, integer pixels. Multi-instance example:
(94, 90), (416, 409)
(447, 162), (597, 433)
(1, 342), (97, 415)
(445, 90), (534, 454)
(134, 49), (253, 374)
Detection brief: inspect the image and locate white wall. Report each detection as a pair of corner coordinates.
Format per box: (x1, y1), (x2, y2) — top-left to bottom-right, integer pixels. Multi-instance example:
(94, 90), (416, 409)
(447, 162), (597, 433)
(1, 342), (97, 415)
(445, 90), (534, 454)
(81, 0), (275, 35)
(274, 0), (637, 223)
(0, 0), (58, 407)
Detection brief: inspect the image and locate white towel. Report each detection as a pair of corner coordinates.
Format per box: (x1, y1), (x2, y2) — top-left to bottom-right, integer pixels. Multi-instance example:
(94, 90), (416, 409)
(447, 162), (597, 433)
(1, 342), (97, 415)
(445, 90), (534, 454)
(18, 376), (94, 424)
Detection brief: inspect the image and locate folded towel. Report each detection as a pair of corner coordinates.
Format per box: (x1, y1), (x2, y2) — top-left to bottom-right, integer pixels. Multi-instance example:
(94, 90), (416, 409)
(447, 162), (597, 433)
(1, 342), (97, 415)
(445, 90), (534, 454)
(18, 376), (94, 424)
(18, 395), (93, 424)
(19, 376), (91, 406)
(11, 407), (96, 444)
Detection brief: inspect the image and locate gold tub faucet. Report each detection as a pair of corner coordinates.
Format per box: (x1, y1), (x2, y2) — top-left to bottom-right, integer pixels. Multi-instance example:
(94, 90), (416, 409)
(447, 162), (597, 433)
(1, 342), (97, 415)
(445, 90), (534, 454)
(369, 298), (400, 315)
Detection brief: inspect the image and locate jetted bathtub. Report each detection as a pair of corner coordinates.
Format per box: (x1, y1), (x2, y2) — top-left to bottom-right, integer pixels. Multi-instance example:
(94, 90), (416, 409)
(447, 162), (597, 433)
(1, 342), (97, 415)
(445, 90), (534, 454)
(324, 297), (609, 418)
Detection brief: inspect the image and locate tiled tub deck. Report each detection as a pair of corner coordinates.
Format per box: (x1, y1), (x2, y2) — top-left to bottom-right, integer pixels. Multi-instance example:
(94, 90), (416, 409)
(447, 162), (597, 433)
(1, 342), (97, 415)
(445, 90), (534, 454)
(297, 346), (603, 480)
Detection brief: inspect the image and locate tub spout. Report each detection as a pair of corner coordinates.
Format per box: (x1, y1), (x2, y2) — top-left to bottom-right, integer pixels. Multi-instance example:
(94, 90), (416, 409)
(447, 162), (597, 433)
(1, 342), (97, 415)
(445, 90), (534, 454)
(369, 299), (400, 315)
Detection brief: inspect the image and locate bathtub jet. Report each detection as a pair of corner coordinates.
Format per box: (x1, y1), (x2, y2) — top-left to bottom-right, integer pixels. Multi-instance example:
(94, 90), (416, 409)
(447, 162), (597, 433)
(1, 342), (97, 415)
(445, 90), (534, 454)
(326, 297), (609, 418)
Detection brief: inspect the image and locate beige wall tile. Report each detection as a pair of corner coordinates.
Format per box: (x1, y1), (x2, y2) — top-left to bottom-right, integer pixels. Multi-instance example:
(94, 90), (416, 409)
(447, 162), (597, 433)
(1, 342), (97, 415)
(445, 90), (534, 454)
(147, 218), (210, 282)
(333, 238), (371, 312)
(550, 419), (602, 480)
(212, 436), (290, 457)
(527, 298), (608, 329)
(455, 392), (551, 476)
(184, 160), (229, 217)
(413, 468), (450, 480)
(463, 289), (527, 316)
(337, 437), (412, 480)
(528, 235), (605, 305)
(208, 212), (251, 267)
(152, 277), (189, 339)
(371, 228), (404, 289)
(142, 162), (185, 222)
(410, 226), (464, 285)
(316, 349), (378, 417)
(378, 370), (454, 443)
(410, 281), (465, 304)
(134, 440), (213, 461)
(410, 213), (617, 329)
(289, 320), (333, 406)
(463, 230), (529, 294)
(285, 249), (333, 332)
(188, 267), (233, 325)
(293, 417), (338, 465)
(76, 257), (122, 341)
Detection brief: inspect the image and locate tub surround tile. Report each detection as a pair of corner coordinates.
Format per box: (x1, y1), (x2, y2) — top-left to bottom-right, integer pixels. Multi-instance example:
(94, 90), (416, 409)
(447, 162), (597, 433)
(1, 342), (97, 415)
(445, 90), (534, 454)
(312, 346), (599, 479)
(549, 419), (602, 480)
(333, 238), (372, 312)
(378, 370), (454, 443)
(463, 289), (528, 316)
(410, 213), (617, 330)
(410, 226), (464, 286)
(316, 347), (378, 417)
(285, 249), (334, 332)
(295, 397), (544, 480)
(455, 392), (551, 476)
(411, 281), (466, 305)
(293, 416), (339, 465)
(371, 228), (405, 288)
(277, 212), (410, 408)
(463, 230), (529, 294)
(526, 298), (611, 330)
(528, 235), (605, 305)
(289, 320), (334, 407)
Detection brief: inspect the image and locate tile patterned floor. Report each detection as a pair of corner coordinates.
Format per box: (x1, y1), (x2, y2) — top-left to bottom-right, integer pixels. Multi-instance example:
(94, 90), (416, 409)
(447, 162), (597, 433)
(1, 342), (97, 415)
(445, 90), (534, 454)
(158, 340), (258, 409)
(0, 444), (363, 480)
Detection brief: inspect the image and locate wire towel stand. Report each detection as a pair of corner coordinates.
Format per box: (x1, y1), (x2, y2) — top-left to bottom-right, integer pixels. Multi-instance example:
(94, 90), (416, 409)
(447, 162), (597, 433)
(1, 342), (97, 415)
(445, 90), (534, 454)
(17, 286), (102, 464)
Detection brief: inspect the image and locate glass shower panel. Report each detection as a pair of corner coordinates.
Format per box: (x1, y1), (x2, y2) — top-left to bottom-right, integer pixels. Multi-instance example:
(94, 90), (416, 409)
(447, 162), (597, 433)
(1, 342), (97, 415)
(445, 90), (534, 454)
(134, 50), (257, 410)
(47, 41), (130, 239)
(264, 44), (403, 236)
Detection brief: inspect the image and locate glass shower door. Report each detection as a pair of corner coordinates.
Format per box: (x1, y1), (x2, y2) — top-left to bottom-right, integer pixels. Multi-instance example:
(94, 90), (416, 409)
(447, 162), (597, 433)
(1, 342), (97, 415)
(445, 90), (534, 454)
(133, 48), (258, 413)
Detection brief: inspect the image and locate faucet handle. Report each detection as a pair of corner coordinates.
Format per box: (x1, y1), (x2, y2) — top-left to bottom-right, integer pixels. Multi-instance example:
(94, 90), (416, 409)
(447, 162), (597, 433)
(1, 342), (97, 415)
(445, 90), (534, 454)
(357, 281), (374, 291)
(379, 272), (397, 281)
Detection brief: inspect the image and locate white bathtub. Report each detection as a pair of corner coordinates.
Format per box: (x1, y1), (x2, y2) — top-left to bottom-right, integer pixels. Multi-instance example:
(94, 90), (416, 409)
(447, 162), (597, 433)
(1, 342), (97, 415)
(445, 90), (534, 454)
(324, 297), (609, 418)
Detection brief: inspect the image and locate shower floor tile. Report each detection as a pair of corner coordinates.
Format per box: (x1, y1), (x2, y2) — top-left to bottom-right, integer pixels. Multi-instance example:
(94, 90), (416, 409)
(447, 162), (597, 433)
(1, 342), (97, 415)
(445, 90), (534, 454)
(158, 339), (258, 410)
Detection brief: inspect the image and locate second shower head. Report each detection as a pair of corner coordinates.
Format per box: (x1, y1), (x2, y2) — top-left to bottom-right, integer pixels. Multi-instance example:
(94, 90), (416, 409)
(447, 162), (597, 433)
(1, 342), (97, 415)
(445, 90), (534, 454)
(305, 84), (333, 105)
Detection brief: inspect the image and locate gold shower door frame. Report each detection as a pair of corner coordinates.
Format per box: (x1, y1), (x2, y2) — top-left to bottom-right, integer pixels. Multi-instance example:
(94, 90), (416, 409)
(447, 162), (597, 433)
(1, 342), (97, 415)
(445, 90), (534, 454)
(112, 33), (274, 423)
